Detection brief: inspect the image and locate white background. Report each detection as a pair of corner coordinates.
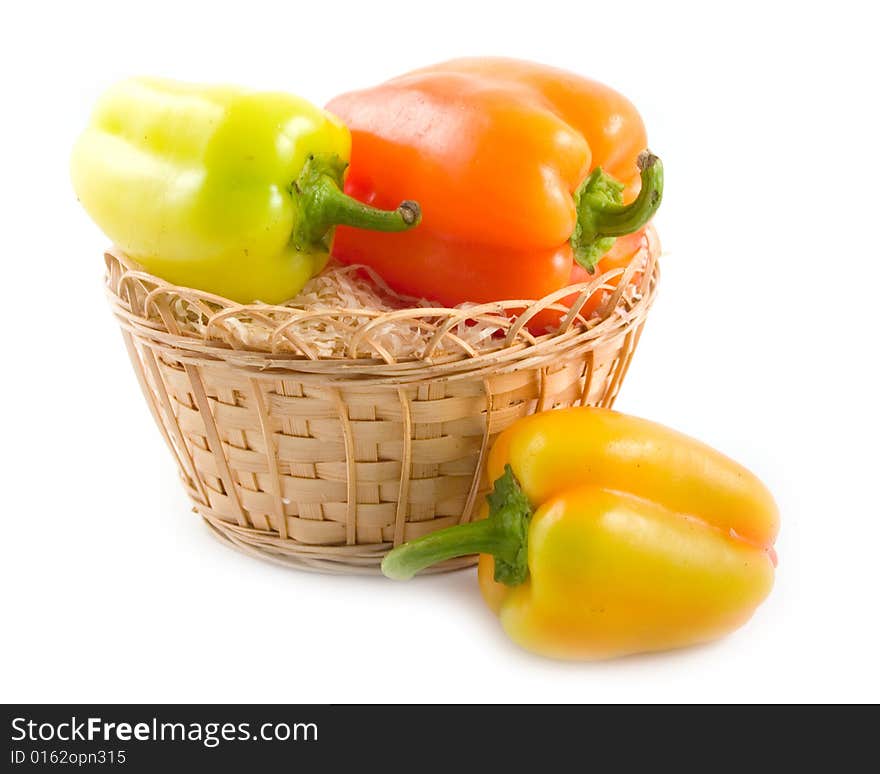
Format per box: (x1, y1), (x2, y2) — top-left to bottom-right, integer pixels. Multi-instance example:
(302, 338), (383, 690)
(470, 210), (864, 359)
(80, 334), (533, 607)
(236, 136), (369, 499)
(2, 0), (878, 703)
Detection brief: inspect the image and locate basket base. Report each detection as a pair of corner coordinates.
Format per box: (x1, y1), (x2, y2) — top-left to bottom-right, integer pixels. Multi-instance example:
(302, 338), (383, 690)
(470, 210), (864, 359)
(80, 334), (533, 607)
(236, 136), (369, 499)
(202, 513), (478, 576)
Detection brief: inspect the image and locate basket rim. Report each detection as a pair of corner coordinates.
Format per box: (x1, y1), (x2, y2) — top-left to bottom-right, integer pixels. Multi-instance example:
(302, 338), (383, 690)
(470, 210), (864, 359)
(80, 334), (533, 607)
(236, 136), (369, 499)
(106, 236), (659, 381)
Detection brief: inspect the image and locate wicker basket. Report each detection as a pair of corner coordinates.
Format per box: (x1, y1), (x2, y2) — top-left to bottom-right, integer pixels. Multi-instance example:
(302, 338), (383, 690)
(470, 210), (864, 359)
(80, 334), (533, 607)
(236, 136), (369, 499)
(106, 234), (659, 574)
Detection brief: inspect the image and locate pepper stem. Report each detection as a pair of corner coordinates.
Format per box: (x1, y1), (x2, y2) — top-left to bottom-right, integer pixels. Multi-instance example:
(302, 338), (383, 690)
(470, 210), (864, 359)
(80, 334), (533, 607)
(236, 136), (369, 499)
(293, 153), (420, 250)
(570, 150), (664, 272)
(381, 465), (533, 584)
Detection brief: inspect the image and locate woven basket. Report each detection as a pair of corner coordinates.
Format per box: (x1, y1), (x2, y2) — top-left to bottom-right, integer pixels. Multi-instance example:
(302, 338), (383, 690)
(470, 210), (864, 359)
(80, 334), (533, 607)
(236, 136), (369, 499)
(106, 234), (659, 574)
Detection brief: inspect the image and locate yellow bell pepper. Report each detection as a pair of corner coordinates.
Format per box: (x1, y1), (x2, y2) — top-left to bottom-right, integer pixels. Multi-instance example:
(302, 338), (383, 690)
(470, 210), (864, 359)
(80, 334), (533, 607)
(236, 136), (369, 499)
(382, 407), (779, 660)
(71, 78), (420, 303)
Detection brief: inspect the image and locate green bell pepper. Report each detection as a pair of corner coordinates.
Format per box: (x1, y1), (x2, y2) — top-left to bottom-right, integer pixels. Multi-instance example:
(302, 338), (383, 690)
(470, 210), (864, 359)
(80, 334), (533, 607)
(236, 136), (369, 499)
(71, 78), (420, 303)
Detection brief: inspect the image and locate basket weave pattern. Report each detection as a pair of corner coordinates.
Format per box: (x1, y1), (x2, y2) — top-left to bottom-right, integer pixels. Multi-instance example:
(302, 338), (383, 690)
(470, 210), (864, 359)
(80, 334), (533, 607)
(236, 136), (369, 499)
(106, 239), (658, 574)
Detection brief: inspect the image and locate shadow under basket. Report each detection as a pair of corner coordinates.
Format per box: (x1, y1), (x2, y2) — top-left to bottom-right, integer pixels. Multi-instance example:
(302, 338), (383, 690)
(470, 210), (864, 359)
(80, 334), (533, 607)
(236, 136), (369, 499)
(106, 239), (659, 575)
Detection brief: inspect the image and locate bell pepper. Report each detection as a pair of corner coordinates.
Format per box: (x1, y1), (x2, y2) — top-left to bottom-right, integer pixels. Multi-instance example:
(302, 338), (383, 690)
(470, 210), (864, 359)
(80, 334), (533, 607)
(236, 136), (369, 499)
(382, 408), (779, 660)
(71, 78), (421, 303)
(326, 58), (663, 326)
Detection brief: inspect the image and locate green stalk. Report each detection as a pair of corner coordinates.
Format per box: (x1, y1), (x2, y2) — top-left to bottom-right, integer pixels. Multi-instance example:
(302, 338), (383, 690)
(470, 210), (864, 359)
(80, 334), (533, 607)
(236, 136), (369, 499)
(293, 153), (420, 250)
(570, 150), (664, 272)
(381, 465), (533, 585)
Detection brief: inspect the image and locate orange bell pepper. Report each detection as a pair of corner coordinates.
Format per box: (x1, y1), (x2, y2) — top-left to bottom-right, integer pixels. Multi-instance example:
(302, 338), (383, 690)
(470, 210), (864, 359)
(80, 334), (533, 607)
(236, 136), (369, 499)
(382, 408), (779, 660)
(326, 58), (663, 329)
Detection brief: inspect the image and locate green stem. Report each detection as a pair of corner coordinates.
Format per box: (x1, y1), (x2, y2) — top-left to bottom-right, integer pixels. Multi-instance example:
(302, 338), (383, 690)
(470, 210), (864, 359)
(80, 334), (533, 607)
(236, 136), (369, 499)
(381, 465), (533, 585)
(570, 150), (664, 272)
(293, 153), (420, 250)
(381, 519), (503, 580)
(594, 151), (663, 236)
